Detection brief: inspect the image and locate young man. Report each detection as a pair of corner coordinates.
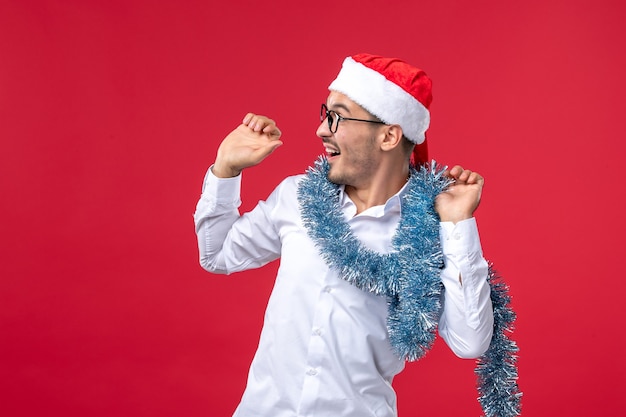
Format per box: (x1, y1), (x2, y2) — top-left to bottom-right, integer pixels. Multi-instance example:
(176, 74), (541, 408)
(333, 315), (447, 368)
(194, 54), (495, 416)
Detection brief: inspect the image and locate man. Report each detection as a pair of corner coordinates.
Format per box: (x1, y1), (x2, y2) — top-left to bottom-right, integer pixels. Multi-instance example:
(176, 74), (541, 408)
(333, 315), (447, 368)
(194, 54), (495, 416)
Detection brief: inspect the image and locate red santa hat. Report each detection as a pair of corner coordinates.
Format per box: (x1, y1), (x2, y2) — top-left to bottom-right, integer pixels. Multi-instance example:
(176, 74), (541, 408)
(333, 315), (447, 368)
(328, 53), (432, 164)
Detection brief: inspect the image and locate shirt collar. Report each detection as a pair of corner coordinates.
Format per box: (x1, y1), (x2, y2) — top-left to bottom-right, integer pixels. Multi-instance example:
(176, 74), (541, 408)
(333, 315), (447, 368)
(338, 182), (408, 219)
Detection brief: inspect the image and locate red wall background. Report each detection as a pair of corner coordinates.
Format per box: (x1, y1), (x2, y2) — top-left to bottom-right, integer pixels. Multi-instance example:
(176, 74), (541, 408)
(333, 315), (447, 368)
(1, 0), (625, 416)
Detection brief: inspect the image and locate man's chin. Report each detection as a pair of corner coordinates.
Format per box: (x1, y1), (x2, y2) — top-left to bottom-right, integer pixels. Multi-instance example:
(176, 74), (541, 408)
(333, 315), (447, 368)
(326, 168), (345, 186)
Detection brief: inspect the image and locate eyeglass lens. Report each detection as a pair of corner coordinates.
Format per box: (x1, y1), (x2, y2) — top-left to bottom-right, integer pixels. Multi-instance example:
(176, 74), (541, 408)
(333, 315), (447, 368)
(320, 104), (337, 132)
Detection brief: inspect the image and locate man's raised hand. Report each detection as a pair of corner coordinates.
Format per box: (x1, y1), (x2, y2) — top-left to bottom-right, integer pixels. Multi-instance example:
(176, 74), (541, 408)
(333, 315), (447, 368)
(212, 113), (283, 178)
(435, 165), (484, 224)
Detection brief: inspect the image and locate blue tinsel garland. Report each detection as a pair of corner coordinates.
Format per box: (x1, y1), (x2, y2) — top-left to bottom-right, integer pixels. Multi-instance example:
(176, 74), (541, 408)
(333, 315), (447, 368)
(297, 156), (521, 417)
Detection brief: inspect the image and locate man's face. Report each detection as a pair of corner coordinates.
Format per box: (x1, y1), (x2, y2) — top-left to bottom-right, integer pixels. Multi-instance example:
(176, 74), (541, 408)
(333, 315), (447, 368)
(316, 92), (384, 187)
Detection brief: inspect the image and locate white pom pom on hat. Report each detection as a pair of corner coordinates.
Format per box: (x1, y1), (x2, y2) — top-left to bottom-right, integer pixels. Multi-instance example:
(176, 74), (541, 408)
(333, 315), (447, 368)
(328, 53), (432, 163)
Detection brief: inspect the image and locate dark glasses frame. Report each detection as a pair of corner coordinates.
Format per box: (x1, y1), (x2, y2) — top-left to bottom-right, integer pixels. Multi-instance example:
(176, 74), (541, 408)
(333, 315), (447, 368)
(320, 103), (386, 133)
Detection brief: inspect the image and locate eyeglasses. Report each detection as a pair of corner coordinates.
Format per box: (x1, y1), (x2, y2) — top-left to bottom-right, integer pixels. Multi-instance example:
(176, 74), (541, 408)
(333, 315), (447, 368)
(320, 103), (386, 133)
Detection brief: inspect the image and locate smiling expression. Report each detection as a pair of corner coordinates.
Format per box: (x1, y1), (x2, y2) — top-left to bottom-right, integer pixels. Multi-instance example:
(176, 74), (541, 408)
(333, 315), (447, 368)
(316, 92), (387, 188)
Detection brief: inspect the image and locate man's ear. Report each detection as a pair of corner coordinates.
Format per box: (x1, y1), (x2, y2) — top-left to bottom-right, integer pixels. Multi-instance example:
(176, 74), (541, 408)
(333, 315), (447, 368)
(380, 124), (404, 152)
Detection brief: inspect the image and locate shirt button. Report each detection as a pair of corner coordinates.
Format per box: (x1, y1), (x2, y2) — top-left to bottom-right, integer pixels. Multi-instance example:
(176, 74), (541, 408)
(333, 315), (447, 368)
(323, 286), (332, 293)
(306, 368), (318, 376)
(313, 327), (322, 336)
(453, 232), (461, 240)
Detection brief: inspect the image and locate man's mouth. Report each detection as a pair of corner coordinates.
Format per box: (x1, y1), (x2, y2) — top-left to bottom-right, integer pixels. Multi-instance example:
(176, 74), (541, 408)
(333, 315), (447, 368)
(324, 145), (340, 158)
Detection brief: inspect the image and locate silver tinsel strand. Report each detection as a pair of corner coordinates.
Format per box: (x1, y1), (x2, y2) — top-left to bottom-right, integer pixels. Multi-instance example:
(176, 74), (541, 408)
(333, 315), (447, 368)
(297, 156), (521, 416)
(476, 265), (522, 417)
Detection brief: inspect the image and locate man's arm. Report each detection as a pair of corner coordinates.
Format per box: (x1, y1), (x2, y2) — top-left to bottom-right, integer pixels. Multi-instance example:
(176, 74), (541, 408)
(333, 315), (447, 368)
(434, 166), (494, 358)
(193, 114), (284, 273)
(437, 218), (493, 358)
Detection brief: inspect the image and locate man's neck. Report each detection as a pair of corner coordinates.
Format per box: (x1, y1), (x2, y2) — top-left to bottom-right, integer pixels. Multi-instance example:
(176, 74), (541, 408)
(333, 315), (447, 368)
(345, 166), (410, 215)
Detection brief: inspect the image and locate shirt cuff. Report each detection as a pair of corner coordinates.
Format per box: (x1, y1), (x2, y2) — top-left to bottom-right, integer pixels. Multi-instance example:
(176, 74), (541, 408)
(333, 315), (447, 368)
(439, 217), (482, 256)
(200, 165), (242, 205)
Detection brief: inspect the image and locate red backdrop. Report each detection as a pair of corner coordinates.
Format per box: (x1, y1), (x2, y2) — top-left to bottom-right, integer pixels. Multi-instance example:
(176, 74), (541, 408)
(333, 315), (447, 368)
(1, 0), (625, 416)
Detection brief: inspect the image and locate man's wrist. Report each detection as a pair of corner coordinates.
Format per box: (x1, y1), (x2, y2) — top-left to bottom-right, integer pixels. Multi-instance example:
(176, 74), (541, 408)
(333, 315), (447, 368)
(211, 163), (241, 178)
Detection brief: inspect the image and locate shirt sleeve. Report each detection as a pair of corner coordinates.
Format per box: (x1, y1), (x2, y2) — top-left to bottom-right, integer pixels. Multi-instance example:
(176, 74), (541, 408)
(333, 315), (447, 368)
(193, 166), (282, 274)
(437, 218), (494, 359)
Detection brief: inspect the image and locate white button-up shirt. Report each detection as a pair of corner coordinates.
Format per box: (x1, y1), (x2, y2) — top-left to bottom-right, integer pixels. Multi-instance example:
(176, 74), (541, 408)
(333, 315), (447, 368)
(194, 167), (493, 417)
